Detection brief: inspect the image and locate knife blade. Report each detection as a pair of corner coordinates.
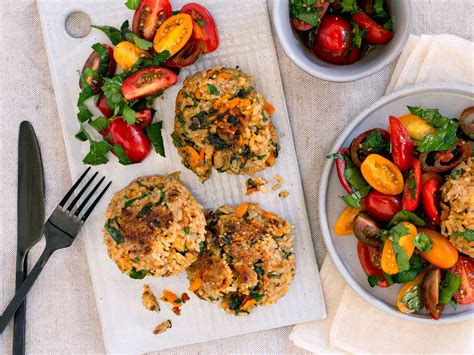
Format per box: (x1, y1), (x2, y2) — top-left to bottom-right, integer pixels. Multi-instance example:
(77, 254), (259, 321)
(14, 121), (45, 355)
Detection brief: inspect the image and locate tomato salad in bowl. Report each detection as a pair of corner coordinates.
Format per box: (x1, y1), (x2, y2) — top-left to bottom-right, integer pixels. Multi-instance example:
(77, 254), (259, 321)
(328, 105), (473, 320)
(75, 0), (219, 166)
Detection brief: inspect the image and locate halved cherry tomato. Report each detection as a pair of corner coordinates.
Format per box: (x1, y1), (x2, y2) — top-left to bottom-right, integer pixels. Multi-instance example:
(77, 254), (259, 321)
(357, 242), (389, 288)
(136, 109), (153, 130)
(361, 154), (404, 195)
(350, 128), (390, 167)
(352, 11), (393, 45)
(364, 190), (402, 222)
(334, 206), (361, 235)
(153, 14), (193, 56)
(80, 43), (116, 94)
(422, 268), (444, 319)
(181, 3), (219, 53)
(417, 228), (458, 269)
(397, 272), (426, 314)
(132, 0), (172, 41)
(450, 256), (474, 304)
(290, 0), (329, 31)
(97, 95), (113, 118)
(113, 41), (151, 71)
(398, 113), (436, 143)
(105, 118), (151, 163)
(381, 222), (417, 275)
(421, 172), (442, 186)
(421, 178), (441, 225)
(402, 159), (422, 211)
(335, 148), (353, 194)
(164, 38), (203, 68)
(121, 66), (178, 101)
(389, 115), (413, 172)
(291, 18), (314, 31)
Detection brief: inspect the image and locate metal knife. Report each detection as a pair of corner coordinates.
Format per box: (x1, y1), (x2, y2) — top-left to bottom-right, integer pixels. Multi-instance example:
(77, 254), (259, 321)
(14, 121), (45, 355)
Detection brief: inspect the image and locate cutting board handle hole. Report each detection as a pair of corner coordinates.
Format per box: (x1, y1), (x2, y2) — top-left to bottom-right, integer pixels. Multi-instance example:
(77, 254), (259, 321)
(65, 11), (91, 39)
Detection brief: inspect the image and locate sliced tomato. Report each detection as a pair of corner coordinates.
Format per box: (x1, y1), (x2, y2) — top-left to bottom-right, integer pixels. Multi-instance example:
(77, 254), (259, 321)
(389, 115), (413, 172)
(80, 43), (116, 94)
(121, 66), (178, 101)
(136, 109), (153, 130)
(334, 206), (361, 235)
(290, 0), (329, 31)
(113, 41), (151, 71)
(335, 148), (353, 194)
(422, 268), (444, 320)
(181, 3), (219, 53)
(291, 18), (314, 31)
(352, 11), (393, 45)
(421, 178), (441, 225)
(421, 172), (442, 186)
(397, 272), (426, 314)
(357, 242), (389, 288)
(417, 228), (458, 269)
(364, 190), (402, 222)
(153, 13), (193, 56)
(450, 256), (474, 305)
(164, 38), (203, 68)
(381, 222), (417, 275)
(105, 118), (151, 163)
(360, 154), (404, 195)
(132, 0), (172, 40)
(97, 95), (113, 118)
(402, 159), (422, 211)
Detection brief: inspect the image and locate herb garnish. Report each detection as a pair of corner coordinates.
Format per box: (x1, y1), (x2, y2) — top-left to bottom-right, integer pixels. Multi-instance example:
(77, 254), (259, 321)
(146, 121), (166, 157)
(207, 84), (219, 95)
(136, 202), (152, 218)
(439, 271), (461, 305)
(207, 134), (231, 150)
(105, 218), (124, 244)
(290, 0), (326, 26)
(390, 223), (411, 272)
(388, 210), (426, 228)
(113, 144), (133, 165)
(414, 232), (433, 253)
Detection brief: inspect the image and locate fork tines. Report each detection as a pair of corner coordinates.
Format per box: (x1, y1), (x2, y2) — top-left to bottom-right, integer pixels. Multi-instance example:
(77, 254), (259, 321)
(59, 168), (111, 222)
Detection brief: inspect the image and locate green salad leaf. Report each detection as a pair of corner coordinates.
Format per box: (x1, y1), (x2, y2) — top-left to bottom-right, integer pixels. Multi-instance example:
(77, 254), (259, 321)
(146, 121), (166, 157)
(439, 271), (461, 305)
(388, 210), (426, 228)
(125, 0), (141, 10)
(414, 232), (433, 253)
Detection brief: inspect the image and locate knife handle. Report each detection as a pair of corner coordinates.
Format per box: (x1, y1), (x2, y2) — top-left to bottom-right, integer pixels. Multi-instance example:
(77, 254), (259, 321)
(13, 266), (27, 355)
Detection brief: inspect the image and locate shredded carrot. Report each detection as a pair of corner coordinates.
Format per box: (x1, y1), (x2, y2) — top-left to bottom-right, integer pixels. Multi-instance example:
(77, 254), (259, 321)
(262, 211), (282, 223)
(266, 153), (275, 167)
(236, 203), (251, 218)
(238, 98), (251, 109)
(161, 290), (182, 307)
(238, 116), (247, 126)
(194, 88), (201, 99)
(263, 100), (275, 115)
(179, 146), (201, 168)
(188, 277), (203, 292)
(228, 98), (240, 109)
(241, 299), (257, 311)
(217, 72), (234, 80)
(176, 91), (182, 103)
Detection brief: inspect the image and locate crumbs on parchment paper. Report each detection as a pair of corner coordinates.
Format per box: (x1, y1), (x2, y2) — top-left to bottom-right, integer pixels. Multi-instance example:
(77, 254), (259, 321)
(153, 320), (172, 335)
(142, 284), (160, 312)
(245, 177), (268, 195)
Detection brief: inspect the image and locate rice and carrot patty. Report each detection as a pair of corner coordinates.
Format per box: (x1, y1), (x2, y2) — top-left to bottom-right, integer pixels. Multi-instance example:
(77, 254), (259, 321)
(173, 67), (280, 182)
(103, 175), (206, 278)
(187, 203), (295, 315)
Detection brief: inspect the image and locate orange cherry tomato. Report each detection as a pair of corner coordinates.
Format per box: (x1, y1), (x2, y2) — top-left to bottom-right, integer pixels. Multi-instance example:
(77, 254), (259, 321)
(113, 41), (151, 71)
(418, 228), (458, 269)
(398, 113), (436, 142)
(397, 272), (426, 314)
(153, 14), (193, 56)
(381, 222), (417, 275)
(361, 154), (404, 195)
(334, 207), (361, 235)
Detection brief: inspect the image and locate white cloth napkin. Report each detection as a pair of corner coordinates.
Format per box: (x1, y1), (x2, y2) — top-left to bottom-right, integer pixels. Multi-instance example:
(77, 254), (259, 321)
(290, 34), (474, 354)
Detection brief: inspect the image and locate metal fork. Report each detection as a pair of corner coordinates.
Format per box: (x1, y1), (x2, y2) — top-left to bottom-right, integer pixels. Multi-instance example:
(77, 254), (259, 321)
(0, 168), (111, 334)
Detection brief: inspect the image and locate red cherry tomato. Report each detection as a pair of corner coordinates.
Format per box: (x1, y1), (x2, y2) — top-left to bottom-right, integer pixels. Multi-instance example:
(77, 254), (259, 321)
(135, 109), (153, 130)
(121, 66), (178, 101)
(290, 1), (329, 31)
(312, 15), (360, 65)
(132, 0), (172, 41)
(181, 3), (219, 53)
(364, 190), (402, 222)
(402, 159), (422, 211)
(335, 148), (353, 194)
(97, 95), (113, 118)
(106, 118), (151, 163)
(422, 178), (441, 225)
(164, 38), (203, 68)
(450, 256), (474, 305)
(389, 115), (413, 172)
(352, 11), (393, 45)
(357, 242), (389, 288)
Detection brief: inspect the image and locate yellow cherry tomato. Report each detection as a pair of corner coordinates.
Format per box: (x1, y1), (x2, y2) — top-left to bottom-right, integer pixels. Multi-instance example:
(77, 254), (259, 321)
(113, 41), (151, 71)
(397, 271), (426, 314)
(418, 228), (458, 269)
(334, 207), (361, 235)
(381, 222), (417, 275)
(153, 13), (193, 56)
(398, 113), (436, 142)
(361, 154), (404, 195)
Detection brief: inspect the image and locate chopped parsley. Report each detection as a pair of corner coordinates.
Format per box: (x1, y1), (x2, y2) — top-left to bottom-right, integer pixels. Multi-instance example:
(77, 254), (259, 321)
(390, 223), (411, 272)
(105, 219), (124, 244)
(414, 232), (433, 253)
(113, 144), (133, 165)
(207, 84), (219, 95)
(146, 121), (166, 157)
(136, 202), (152, 218)
(129, 267), (150, 279)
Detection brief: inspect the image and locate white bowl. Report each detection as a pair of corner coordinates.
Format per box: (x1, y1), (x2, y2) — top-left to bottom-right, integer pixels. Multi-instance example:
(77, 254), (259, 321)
(273, 0), (411, 82)
(319, 83), (474, 323)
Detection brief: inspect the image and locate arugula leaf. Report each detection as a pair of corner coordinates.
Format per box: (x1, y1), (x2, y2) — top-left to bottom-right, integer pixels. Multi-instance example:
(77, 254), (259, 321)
(388, 210), (426, 228)
(359, 130), (389, 154)
(122, 105), (136, 124)
(414, 232), (433, 253)
(439, 271), (461, 305)
(91, 43), (110, 76)
(340, 0), (358, 14)
(390, 223), (411, 272)
(91, 24), (122, 45)
(83, 140), (112, 165)
(207, 84), (219, 95)
(125, 0), (140, 10)
(89, 117), (110, 132)
(368, 275), (383, 288)
(113, 144), (133, 165)
(146, 121), (166, 157)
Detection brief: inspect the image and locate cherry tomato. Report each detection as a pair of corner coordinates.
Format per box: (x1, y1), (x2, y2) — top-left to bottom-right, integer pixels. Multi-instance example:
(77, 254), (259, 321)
(357, 242), (389, 288)
(421, 172), (442, 186)
(121, 66), (178, 101)
(450, 256), (474, 304)
(417, 228), (458, 269)
(381, 222), (417, 275)
(350, 128), (390, 167)
(335, 148), (353, 194)
(80, 43), (116, 94)
(181, 3), (219, 53)
(402, 159), (422, 211)
(352, 11), (393, 45)
(290, 0), (329, 31)
(422, 268), (444, 320)
(364, 190), (402, 222)
(422, 178), (441, 225)
(132, 0), (172, 40)
(361, 154), (404, 195)
(106, 118), (151, 163)
(136, 109), (153, 130)
(398, 113), (436, 143)
(97, 95), (113, 118)
(164, 38), (203, 68)
(389, 115), (413, 172)
(113, 41), (151, 71)
(397, 272), (426, 314)
(153, 14), (194, 56)
(312, 15), (361, 65)
(334, 206), (361, 235)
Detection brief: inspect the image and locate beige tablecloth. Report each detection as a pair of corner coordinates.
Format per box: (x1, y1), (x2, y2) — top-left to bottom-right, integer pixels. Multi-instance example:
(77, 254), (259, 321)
(1, 0), (473, 353)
